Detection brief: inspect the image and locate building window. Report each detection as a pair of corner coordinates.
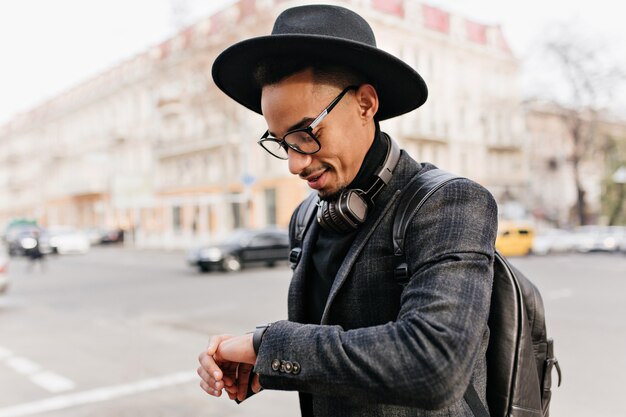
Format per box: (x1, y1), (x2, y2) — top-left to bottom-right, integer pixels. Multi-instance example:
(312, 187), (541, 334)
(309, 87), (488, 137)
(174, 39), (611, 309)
(265, 188), (277, 226)
(172, 205), (182, 232)
(231, 201), (243, 229)
(206, 205), (213, 233)
(192, 205), (199, 234)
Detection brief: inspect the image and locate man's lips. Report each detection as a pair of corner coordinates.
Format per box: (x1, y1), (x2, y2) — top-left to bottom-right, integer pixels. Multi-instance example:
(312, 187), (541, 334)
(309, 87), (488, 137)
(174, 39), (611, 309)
(302, 169), (328, 189)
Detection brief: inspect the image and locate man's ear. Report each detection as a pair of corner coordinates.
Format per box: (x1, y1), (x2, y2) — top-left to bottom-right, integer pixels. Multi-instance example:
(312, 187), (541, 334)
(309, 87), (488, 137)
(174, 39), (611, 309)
(355, 84), (379, 122)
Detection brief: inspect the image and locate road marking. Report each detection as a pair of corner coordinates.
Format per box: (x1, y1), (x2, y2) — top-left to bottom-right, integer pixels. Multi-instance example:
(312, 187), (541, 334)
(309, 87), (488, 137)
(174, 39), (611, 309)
(5, 357), (41, 375)
(30, 372), (76, 393)
(1, 349), (76, 394)
(0, 371), (197, 417)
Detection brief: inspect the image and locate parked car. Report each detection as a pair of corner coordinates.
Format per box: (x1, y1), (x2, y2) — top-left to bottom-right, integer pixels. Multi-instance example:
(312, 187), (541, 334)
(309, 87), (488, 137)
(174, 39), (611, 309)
(574, 226), (626, 253)
(187, 228), (290, 272)
(83, 228), (105, 245)
(5, 225), (52, 256)
(100, 228), (124, 244)
(532, 228), (578, 255)
(47, 226), (91, 255)
(495, 222), (534, 257)
(82, 227), (125, 245)
(0, 243), (9, 294)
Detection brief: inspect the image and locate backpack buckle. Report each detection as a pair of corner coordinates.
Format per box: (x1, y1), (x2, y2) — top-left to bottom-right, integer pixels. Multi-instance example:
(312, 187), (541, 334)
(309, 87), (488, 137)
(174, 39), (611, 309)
(289, 248), (302, 269)
(394, 262), (409, 286)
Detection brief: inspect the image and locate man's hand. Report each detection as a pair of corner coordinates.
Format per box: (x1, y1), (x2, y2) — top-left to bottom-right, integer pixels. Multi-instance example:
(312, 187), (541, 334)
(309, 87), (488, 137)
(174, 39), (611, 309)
(197, 334), (236, 398)
(216, 334), (256, 364)
(198, 333), (263, 401)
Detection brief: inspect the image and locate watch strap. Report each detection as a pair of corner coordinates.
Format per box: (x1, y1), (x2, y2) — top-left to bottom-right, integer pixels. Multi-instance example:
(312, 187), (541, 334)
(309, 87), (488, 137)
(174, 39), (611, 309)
(252, 323), (271, 355)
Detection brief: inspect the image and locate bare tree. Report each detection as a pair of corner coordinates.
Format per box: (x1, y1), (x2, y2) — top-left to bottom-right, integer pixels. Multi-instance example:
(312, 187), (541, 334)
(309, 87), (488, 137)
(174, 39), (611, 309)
(601, 132), (626, 225)
(532, 23), (625, 225)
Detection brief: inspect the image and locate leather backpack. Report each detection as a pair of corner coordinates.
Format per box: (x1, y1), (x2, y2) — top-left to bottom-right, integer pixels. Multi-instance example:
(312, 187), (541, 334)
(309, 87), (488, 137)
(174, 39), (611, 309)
(393, 169), (562, 417)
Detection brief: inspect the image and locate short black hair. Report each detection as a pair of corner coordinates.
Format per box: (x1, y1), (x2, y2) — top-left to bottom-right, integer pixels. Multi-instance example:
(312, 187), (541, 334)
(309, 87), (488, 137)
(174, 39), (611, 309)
(253, 56), (369, 90)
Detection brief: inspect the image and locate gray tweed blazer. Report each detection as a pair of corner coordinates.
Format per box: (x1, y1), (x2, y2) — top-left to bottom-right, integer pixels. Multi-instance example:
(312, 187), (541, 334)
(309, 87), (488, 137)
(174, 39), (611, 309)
(255, 149), (498, 417)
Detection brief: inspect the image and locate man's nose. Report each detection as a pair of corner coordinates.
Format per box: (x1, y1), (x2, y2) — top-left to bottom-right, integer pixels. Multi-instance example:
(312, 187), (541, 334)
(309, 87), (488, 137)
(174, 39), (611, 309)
(288, 150), (312, 176)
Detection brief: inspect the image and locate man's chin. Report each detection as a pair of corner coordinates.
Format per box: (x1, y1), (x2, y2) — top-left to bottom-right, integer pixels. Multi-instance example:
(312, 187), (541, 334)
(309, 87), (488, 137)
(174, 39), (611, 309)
(318, 187), (346, 202)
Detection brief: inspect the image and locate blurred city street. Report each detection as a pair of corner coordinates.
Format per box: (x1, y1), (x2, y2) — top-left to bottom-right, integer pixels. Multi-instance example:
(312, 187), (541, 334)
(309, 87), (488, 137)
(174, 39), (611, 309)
(1, 247), (625, 417)
(0, 1), (624, 417)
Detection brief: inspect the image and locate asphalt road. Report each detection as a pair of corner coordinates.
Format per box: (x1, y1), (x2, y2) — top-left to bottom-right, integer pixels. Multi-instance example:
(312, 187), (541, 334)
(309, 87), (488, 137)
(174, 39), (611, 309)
(0, 247), (624, 417)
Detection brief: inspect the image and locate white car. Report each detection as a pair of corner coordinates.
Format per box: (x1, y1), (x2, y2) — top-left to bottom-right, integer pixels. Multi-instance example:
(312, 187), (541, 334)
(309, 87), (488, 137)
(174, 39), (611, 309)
(0, 243), (9, 294)
(47, 226), (91, 255)
(532, 229), (577, 255)
(574, 226), (626, 253)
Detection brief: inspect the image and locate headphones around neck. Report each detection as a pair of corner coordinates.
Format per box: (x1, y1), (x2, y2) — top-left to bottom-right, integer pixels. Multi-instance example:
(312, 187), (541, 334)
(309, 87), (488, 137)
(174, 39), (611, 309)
(316, 135), (401, 234)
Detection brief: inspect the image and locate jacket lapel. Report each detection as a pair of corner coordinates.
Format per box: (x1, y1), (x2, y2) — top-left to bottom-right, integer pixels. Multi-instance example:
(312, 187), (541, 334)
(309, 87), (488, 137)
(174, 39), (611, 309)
(320, 190), (400, 324)
(318, 152), (420, 324)
(319, 186), (402, 324)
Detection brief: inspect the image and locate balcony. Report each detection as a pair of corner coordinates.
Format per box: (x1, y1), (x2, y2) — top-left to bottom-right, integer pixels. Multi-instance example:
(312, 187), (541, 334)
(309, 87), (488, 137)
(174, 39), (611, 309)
(486, 135), (523, 152)
(155, 137), (224, 159)
(156, 97), (184, 120)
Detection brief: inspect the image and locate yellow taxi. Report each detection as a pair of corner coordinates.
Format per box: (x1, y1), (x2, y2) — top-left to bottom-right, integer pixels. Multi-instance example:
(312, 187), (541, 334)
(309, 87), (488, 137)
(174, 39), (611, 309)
(495, 222), (535, 257)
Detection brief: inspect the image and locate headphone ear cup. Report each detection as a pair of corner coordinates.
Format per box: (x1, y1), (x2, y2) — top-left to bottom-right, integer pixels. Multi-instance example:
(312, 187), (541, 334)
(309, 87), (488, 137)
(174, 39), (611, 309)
(317, 191), (364, 234)
(317, 200), (345, 234)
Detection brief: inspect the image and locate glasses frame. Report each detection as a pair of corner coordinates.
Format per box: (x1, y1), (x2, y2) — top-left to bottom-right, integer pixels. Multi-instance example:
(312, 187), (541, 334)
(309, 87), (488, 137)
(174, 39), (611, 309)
(258, 85), (358, 160)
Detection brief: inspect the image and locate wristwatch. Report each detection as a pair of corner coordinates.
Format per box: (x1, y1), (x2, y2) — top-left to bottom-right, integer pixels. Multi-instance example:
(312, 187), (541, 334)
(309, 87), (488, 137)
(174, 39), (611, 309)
(252, 323), (271, 355)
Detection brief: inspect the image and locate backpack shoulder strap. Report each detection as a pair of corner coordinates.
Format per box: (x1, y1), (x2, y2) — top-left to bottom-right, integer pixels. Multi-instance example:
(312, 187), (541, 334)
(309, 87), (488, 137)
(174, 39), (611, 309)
(289, 192), (319, 268)
(392, 168), (462, 283)
(393, 169), (461, 255)
(392, 168), (490, 417)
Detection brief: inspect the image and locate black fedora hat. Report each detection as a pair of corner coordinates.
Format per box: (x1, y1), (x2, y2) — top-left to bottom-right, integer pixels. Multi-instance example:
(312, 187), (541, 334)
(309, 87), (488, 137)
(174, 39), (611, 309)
(211, 4), (427, 121)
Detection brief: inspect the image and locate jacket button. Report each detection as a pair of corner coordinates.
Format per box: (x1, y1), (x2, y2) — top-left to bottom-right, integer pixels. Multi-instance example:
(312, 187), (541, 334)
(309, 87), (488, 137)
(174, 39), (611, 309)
(292, 362), (301, 375)
(271, 359), (280, 371)
(284, 361), (293, 373)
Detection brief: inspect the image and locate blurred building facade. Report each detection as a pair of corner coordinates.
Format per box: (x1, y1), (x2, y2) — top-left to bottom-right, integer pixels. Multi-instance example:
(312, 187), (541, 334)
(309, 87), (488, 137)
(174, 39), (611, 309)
(0, 0), (526, 248)
(525, 100), (626, 227)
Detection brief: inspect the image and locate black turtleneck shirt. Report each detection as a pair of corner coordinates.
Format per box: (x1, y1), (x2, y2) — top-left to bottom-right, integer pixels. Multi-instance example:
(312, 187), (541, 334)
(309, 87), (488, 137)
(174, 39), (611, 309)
(305, 126), (389, 324)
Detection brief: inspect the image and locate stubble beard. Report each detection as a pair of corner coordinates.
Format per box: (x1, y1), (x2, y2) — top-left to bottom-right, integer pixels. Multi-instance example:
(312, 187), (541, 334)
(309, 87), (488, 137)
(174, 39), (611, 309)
(318, 186), (347, 202)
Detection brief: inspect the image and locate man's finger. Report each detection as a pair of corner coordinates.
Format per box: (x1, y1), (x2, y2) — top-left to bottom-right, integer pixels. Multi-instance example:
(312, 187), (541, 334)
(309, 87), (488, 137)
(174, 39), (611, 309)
(251, 373), (262, 393)
(199, 379), (222, 397)
(237, 363), (254, 402)
(198, 350), (223, 382)
(197, 366), (224, 391)
(220, 360), (239, 389)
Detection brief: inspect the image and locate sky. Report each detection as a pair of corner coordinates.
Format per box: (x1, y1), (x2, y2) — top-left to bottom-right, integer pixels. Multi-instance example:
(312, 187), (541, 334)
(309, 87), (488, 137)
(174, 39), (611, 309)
(0, 0), (624, 125)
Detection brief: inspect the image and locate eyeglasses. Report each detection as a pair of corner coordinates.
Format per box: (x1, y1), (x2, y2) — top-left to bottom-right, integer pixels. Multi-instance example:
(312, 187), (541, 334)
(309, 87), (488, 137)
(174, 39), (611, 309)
(258, 85), (358, 160)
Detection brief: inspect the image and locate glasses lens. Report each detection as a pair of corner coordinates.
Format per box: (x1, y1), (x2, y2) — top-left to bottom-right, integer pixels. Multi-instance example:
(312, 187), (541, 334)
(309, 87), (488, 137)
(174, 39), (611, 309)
(284, 130), (320, 154)
(260, 139), (288, 159)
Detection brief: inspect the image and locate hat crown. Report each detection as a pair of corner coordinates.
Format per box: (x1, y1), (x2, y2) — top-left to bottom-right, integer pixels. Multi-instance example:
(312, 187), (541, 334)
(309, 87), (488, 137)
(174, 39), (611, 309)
(212, 4), (427, 120)
(272, 5), (377, 47)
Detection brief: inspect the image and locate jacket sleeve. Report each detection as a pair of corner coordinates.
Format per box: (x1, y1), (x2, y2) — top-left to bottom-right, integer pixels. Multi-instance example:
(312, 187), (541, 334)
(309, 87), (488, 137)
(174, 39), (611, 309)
(254, 179), (498, 410)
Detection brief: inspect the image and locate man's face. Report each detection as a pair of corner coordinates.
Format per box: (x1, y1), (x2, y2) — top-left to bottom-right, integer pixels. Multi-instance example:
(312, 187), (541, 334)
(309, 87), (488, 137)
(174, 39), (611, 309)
(260, 69), (372, 199)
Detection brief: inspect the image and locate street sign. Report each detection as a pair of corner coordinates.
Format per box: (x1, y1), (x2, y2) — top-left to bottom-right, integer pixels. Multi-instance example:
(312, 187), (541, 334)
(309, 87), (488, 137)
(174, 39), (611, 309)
(241, 174), (256, 186)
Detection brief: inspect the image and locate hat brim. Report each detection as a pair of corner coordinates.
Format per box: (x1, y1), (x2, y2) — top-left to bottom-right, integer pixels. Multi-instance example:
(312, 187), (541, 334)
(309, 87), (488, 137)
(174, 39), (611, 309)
(212, 34), (428, 121)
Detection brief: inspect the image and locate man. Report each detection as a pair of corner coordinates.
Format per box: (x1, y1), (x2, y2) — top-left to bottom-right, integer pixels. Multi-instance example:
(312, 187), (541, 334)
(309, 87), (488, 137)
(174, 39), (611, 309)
(198, 5), (498, 416)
